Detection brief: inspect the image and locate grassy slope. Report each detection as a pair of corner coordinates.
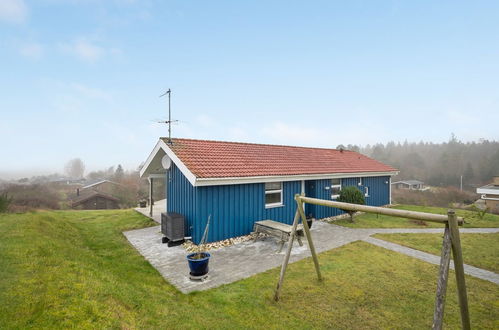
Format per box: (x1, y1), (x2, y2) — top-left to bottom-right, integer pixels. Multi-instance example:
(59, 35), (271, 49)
(334, 204), (499, 228)
(0, 210), (497, 329)
(373, 233), (499, 273)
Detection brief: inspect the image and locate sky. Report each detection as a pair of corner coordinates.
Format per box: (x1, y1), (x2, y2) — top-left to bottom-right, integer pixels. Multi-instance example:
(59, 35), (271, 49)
(1, 0), (498, 179)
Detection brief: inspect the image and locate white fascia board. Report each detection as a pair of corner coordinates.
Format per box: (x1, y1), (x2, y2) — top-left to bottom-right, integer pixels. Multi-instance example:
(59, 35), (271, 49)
(139, 140), (164, 178)
(482, 195), (499, 201)
(194, 171), (399, 187)
(476, 188), (499, 195)
(139, 139), (198, 186)
(159, 140), (197, 186)
(391, 181), (409, 185)
(148, 174), (165, 179)
(82, 179), (113, 189)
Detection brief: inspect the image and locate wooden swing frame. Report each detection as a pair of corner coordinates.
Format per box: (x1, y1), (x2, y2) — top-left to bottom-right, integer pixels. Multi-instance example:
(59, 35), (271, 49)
(274, 194), (470, 330)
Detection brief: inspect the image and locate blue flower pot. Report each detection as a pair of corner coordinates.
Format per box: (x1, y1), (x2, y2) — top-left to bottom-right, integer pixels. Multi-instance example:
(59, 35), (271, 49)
(186, 252), (211, 276)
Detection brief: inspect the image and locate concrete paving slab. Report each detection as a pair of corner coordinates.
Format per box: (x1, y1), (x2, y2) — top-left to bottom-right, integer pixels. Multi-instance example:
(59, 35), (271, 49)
(134, 199), (166, 223)
(124, 221), (499, 294)
(124, 221), (362, 293)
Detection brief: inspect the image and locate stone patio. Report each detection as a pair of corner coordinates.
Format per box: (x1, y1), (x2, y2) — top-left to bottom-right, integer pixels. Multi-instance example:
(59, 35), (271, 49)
(134, 199), (166, 223)
(123, 222), (499, 294)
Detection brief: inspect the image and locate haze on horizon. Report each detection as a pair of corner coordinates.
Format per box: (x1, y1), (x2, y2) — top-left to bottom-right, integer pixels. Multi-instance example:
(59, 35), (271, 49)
(1, 1), (498, 180)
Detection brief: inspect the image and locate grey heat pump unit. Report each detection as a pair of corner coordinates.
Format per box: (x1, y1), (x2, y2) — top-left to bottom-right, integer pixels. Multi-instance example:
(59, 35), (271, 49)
(161, 212), (185, 246)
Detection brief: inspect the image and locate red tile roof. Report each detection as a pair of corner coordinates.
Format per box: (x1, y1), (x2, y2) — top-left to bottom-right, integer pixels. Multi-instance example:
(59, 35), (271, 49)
(164, 138), (397, 178)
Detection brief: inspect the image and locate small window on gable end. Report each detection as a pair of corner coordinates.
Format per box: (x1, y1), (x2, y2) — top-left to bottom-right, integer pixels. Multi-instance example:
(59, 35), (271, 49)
(331, 178), (341, 199)
(265, 182), (283, 208)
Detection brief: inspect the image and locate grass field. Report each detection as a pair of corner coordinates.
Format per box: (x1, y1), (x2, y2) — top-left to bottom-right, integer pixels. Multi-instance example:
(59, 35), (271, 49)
(373, 233), (499, 273)
(0, 210), (498, 329)
(334, 204), (499, 228)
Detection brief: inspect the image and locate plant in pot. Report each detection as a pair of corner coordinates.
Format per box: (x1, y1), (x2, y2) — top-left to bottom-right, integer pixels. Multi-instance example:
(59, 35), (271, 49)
(186, 215), (211, 278)
(336, 186), (365, 222)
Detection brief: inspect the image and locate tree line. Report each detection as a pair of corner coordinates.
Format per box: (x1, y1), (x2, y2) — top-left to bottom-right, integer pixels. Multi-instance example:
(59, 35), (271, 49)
(340, 136), (499, 189)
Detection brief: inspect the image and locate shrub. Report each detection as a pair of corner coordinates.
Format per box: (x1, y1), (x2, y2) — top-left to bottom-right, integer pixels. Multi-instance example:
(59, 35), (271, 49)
(3, 184), (61, 212)
(0, 193), (13, 212)
(469, 204), (489, 219)
(392, 187), (478, 208)
(337, 186), (365, 222)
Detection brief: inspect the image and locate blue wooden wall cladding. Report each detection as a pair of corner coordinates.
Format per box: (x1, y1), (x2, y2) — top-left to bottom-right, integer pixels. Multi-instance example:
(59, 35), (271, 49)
(195, 180), (301, 243)
(167, 163), (198, 239)
(167, 164), (390, 243)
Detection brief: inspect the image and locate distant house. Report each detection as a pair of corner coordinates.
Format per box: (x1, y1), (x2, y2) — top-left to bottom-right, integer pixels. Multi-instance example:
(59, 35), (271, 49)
(391, 180), (427, 191)
(72, 192), (120, 210)
(476, 176), (499, 212)
(140, 138), (398, 243)
(71, 180), (122, 210)
(48, 177), (87, 185)
(79, 180), (121, 195)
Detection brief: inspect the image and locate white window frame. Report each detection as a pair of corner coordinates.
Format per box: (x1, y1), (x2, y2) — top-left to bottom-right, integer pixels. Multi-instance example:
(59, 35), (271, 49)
(265, 182), (283, 208)
(330, 179), (341, 200)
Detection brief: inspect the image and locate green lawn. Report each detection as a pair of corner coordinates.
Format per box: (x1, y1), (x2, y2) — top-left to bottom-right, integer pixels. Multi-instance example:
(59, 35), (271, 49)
(1, 210), (498, 329)
(334, 204), (499, 228)
(373, 233), (499, 273)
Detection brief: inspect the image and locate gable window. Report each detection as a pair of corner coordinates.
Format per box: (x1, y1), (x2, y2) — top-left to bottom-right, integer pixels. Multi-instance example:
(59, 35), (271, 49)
(265, 182), (283, 208)
(331, 178), (341, 199)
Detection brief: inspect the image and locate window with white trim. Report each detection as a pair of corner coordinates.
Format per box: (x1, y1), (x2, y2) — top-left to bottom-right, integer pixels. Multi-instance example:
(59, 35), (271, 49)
(265, 182), (283, 207)
(331, 178), (341, 199)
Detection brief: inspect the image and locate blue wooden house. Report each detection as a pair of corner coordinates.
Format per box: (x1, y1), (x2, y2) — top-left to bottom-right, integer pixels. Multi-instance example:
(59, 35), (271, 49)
(140, 138), (398, 243)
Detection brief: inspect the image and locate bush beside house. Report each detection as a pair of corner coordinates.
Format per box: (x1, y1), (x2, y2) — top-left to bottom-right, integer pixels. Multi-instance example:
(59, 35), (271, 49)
(337, 186), (366, 222)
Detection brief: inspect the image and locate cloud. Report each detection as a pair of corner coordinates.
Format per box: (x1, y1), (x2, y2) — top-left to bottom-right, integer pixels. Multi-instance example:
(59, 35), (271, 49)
(258, 120), (391, 148)
(260, 122), (322, 146)
(195, 114), (216, 128)
(228, 126), (250, 141)
(0, 0), (27, 23)
(59, 38), (122, 62)
(59, 39), (104, 62)
(19, 42), (44, 59)
(70, 83), (112, 101)
(46, 80), (114, 115)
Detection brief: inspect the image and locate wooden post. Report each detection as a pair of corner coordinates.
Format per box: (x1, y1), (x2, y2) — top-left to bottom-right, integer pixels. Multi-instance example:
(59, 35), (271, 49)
(149, 177), (154, 217)
(448, 210), (471, 330)
(274, 208), (301, 301)
(432, 224), (451, 330)
(296, 195), (322, 281)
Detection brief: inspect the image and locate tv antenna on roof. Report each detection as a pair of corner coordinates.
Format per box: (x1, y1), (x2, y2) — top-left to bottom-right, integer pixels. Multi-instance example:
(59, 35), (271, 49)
(158, 88), (178, 144)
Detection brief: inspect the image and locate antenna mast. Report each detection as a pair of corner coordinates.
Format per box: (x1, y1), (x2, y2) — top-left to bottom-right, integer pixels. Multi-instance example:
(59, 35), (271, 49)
(159, 88), (177, 144)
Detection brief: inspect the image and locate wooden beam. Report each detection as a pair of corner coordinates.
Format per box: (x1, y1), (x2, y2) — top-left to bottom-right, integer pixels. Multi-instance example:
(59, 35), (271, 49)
(149, 177), (153, 217)
(432, 224), (451, 330)
(448, 210), (471, 330)
(296, 194), (322, 281)
(274, 209), (300, 301)
(299, 196), (464, 224)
